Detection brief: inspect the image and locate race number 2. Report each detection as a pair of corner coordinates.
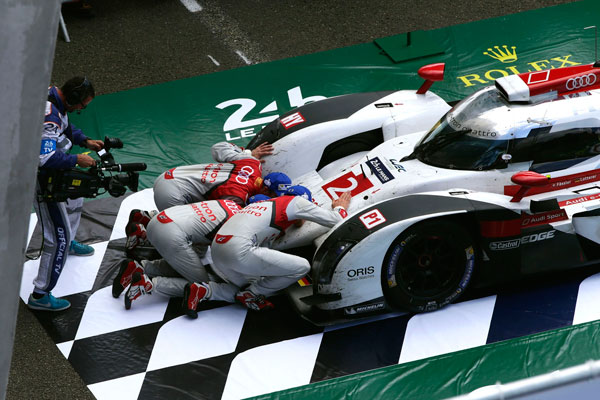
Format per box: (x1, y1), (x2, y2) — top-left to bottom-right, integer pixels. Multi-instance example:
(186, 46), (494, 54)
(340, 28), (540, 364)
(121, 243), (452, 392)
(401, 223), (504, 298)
(359, 209), (386, 229)
(322, 169), (374, 200)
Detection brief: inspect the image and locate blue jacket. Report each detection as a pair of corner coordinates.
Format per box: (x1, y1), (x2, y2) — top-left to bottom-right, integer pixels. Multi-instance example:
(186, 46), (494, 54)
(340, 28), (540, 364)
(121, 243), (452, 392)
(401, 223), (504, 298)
(39, 86), (88, 169)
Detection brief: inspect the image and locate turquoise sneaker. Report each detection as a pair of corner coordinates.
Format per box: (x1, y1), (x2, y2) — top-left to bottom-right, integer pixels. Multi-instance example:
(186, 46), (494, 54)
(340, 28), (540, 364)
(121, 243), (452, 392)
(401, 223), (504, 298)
(27, 292), (71, 311)
(69, 240), (94, 256)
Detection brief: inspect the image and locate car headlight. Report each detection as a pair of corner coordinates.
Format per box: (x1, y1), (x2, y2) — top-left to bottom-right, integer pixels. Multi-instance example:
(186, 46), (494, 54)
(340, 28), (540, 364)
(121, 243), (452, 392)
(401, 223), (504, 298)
(313, 240), (358, 285)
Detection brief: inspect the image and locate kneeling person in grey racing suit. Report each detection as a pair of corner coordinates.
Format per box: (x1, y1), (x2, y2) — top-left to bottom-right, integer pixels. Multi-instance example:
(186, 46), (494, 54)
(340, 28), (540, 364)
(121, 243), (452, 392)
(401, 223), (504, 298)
(152, 141), (289, 210)
(112, 199), (241, 309)
(182, 186), (351, 317)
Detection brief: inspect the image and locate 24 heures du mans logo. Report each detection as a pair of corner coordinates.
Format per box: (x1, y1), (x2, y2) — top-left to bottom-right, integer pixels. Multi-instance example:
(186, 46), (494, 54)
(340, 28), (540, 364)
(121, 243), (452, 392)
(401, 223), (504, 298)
(457, 45), (582, 88)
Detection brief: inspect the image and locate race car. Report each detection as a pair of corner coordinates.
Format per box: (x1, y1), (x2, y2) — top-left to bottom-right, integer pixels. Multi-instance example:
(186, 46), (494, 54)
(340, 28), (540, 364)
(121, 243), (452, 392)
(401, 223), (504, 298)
(248, 61), (600, 324)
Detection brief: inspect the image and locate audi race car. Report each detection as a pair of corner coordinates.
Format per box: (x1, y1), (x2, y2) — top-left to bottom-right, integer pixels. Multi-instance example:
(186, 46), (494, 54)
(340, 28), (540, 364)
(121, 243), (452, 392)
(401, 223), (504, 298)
(248, 61), (600, 324)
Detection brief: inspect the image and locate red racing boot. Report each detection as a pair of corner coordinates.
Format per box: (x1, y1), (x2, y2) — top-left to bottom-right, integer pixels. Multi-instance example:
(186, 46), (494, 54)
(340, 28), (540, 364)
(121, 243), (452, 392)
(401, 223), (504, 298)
(127, 209), (157, 228)
(124, 272), (153, 310)
(182, 283), (211, 319)
(112, 259), (144, 298)
(235, 290), (274, 311)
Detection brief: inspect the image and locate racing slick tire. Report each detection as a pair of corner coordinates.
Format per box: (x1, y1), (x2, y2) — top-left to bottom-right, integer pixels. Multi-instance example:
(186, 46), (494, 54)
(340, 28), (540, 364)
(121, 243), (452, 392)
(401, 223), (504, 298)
(381, 219), (476, 313)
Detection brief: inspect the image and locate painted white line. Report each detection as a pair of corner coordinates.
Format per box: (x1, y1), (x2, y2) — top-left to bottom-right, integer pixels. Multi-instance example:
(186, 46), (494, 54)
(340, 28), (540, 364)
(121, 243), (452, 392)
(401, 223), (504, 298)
(207, 55), (220, 66)
(235, 50), (252, 65)
(179, 0), (202, 13)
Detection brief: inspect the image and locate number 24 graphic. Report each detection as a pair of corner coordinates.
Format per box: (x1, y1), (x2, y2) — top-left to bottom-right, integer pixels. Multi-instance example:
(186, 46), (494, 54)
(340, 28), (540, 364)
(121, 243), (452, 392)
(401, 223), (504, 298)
(215, 86), (326, 132)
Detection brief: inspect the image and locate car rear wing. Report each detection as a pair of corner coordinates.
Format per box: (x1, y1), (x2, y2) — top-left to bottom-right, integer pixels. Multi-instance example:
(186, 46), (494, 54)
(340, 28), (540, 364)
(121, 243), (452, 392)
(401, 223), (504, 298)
(495, 63), (600, 103)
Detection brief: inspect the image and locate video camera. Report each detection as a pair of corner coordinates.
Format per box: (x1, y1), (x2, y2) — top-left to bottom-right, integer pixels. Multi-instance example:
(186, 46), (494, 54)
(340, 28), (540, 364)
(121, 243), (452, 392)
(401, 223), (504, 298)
(38, 136), (147, 202)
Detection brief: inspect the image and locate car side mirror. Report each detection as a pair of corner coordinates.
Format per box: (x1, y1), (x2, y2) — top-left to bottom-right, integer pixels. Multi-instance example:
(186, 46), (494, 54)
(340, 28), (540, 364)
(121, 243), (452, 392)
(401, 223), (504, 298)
(416, 63), (445, 94)
(509, 171), (550, 202)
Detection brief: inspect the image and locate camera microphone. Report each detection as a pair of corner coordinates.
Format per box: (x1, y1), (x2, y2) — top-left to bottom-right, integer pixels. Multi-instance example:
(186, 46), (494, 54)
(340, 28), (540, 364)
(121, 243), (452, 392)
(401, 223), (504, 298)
(103, 163), (147, 172)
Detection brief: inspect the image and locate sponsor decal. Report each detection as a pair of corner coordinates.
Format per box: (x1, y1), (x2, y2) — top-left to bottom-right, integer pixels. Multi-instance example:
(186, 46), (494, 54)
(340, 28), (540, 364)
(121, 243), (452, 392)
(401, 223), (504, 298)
(359, 209), (386, 229)
(41, 139), (56, 155)
(385, 235), (414, 288)
(280, 112), (305, 129)
(53, 227), (67, 275)
(389, 159), (406, 173)
(521, 209), (567, 228)
(449, 115), (497, 137)
(218, 86), (326, 141)
(164, 167), (176, 180)
(214, 234), (233, 244)
(239, 204), (267, 217)
(223, 199), (241, 215)
(457, 43), (581, 88)
(504, 168), (600, 198)
(559, 192), (600, 207)
(201, 163), (224, 183)
(484, 45), (518, 63)
(235, 165), (255, 185)
(344, 302), (385, 315)
(156, 211), (173, 224)
(489, 230), (556, 251)
(375, 103), (393, 108)
(459, 247), (475, 290)
(566, 73), (597, 91)
(346, 266), (375, 281)
(322, 169), (374, 200)
(191, 202), (218, 223)
(366, 157), (394, 184)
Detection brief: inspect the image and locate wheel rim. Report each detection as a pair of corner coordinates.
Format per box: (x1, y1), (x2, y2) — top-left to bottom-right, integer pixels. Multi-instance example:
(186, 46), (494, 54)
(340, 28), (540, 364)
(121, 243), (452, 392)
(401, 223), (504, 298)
(397, 234), (464, 299)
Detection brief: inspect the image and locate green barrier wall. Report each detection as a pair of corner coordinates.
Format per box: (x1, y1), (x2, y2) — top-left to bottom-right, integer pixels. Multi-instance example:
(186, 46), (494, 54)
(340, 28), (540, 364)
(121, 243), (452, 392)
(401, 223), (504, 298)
(248, 319), (600, 400)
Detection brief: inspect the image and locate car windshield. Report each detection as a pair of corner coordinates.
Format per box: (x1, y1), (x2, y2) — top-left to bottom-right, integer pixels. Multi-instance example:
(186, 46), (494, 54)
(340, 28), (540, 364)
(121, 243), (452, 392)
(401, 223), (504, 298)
(412, 87), (512, 170)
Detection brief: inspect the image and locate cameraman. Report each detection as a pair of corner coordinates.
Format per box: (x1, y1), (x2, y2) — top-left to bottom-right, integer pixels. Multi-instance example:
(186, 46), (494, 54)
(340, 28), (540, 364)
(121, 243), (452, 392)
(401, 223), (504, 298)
(28, 76), (103, 311)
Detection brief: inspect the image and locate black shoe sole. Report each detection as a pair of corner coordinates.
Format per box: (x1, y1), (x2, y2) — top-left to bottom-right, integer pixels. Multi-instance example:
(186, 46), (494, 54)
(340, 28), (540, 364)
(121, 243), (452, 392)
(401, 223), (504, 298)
(182, 283), (198, 319)
(124, 271), (143, 310)
(112, 259), (131, 298)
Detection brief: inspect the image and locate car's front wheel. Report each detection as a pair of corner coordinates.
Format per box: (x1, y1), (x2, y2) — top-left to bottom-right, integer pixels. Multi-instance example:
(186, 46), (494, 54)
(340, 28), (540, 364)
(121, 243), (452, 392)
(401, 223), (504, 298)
(381, 219), (476, 313)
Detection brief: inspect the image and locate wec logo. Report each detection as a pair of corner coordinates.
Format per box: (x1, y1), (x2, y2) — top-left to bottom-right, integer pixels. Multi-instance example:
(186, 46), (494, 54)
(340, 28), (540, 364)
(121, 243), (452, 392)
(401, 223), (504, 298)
(489, 230), (556, 251)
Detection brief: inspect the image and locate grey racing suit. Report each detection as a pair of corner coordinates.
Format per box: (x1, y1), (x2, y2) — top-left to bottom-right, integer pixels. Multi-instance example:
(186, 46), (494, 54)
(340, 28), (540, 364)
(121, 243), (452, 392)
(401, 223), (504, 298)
(141, 199), (240, 296)
(153, 142), (263, 210)
(208, 195), (348, 301)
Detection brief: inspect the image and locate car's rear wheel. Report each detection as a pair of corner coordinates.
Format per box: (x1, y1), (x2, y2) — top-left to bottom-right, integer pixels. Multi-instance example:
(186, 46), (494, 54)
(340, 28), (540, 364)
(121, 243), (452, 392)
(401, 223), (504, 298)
(382, 219), (476, 313)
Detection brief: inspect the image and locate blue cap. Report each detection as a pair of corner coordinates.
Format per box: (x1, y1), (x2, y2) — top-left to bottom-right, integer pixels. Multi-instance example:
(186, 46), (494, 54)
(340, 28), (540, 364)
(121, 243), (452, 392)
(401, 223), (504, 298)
(286, 185), (312, 202)
(263, 172), (292, 196)
(247, 194), (270, 205)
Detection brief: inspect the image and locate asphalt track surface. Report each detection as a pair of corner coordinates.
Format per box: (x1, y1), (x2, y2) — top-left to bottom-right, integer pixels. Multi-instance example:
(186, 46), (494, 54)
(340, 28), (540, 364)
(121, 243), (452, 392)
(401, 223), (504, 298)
(7, 1), (577, 399)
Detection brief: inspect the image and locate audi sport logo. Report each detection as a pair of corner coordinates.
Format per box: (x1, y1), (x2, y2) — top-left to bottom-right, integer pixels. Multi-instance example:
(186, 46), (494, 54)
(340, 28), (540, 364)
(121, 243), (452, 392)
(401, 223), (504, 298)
(566, 73), (597, 91)
(235, 165), (255, 184)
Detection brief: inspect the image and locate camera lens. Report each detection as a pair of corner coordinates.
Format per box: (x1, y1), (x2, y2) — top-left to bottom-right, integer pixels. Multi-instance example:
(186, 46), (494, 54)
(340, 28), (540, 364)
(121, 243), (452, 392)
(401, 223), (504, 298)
(104, 136), (123, 151)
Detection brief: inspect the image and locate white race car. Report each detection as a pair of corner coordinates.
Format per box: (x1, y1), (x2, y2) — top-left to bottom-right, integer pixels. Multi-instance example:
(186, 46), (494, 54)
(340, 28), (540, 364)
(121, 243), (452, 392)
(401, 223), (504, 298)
(247, 62), (600, 324)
